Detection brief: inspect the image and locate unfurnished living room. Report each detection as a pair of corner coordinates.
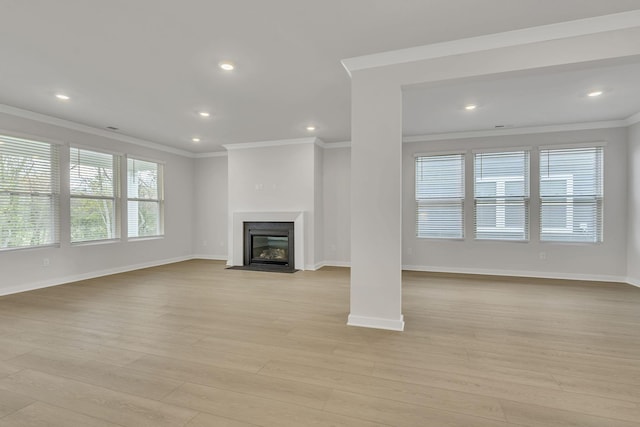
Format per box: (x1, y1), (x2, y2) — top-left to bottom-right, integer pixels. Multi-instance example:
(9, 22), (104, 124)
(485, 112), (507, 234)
(1, 1), (640, 426)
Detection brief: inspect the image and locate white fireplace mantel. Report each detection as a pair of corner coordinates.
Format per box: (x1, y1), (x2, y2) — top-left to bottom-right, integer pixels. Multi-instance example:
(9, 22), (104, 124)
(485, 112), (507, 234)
(229, 211), (305, 270)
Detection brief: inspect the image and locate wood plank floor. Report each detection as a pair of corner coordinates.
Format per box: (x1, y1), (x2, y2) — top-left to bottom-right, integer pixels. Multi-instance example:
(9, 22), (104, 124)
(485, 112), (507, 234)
(1, 260), (639, 426)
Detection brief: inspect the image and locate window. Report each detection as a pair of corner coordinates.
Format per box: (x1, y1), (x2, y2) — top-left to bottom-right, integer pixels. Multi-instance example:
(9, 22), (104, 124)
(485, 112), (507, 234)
(127, 157), (163, 238)
(0, 135), (59, 250)
(70, 148), (119, 243)
(540, 146), (603, 242)
(474, 151), (529, 241)
(415, 153), (465, 239)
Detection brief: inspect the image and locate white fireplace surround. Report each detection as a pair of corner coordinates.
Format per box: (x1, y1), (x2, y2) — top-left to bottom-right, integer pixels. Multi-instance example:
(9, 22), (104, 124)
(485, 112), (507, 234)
(229, 211), (305, 270)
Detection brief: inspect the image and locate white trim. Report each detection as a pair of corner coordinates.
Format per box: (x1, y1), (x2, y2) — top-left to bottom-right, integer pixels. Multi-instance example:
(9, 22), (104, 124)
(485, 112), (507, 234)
(307, 262), (325, 271)
(194, 151), (228, 158)
(402, 264), (626, 283)
(126, 154), (166, 166)
(323, 141), (351, 149)
(0, 255), (192, 297)
(626, 111), (640, 126)
(472, 146), (532, 154)
(223, 137), (318, 151)
(229, 211), (305, 270)
(626, 277), (640, 288)
(348, 314), (405, 331)
(341, 10), (640, 74)
(171, 112), (640, 157)
(70, 143), (124, 157)
(0, 104), (194, 158)
(191, 254), (228, 261)
(539, 141), (607, 150)
(322, 260), (351, 268)
(0, 128), (69, 147)
(403, 121), (627, 144)
(414, 150), (466, 158)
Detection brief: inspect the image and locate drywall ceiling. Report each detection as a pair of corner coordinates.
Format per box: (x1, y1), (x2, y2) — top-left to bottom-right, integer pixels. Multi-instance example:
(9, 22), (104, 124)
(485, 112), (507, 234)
(0, 0), (639, 153)
(403, 59), (640, 137)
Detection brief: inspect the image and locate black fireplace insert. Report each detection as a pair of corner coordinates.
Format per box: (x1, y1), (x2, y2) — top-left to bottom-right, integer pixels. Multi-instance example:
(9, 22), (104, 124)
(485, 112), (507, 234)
(243, 221), (295, 272)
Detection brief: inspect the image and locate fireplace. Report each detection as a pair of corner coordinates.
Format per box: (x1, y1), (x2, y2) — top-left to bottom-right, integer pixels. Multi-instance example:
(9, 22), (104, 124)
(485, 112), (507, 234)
(243, 221), (295, 272)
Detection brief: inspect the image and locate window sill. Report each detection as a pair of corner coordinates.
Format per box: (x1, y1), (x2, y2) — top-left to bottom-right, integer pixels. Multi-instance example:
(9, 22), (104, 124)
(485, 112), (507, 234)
(127, 235), (165, 242)
(71, 239), (121, 247)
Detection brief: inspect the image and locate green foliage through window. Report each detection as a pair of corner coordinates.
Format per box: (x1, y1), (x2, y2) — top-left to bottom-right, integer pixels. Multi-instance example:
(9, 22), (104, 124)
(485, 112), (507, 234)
(127, 158), (163, 238)
(0, 135), (59, 249)
(70, 147), (119, 243)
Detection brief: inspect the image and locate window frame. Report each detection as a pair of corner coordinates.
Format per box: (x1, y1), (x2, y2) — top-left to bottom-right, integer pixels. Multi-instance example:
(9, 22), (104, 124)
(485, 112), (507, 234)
(0, 133), (61, 251)
(539, 145), (604, 243)
(414, 152), (465, 240)
(126, 156), (165, 239)
(69, 146), (121, 244)
(473, 149), (530, 242)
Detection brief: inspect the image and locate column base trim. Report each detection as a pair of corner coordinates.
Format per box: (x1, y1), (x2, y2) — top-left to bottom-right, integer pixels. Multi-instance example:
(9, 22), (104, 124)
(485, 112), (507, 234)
(347, 314), (404, 331)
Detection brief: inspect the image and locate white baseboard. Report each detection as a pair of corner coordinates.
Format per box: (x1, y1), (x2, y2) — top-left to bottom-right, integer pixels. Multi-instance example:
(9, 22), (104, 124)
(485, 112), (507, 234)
(191, 254), (228, 261)
(0, 255), (193, 297)
(322, 260), (351, 268)
(348, 314), (405, 331)
(402, 264), (627, 284)
(626, 276), (640, 288)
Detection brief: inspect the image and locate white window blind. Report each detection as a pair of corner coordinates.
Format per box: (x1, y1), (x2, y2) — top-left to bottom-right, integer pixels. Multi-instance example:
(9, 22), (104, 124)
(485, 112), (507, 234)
(0, 134), (60, 250)
(127, 158), (163, 238)
(540, 146), (603, 242)
(415, 153), (465, 239)
(474, 150), (529, 241)
(70, 147), (119, 243)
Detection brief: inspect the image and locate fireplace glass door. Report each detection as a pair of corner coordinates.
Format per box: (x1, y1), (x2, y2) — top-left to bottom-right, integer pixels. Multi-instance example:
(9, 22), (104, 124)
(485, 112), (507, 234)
(252, 234), (289, 265)
(243, 221), (295, 271)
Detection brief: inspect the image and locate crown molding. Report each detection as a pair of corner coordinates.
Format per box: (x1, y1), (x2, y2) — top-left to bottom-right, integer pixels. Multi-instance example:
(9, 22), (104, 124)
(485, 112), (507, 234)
(626, 111), (640, 126)
(341, 10), (640, 75)
(223, 137), (319, 151)
(194, 151), (228, 158)
(323, 141), (352, 149)
(402, 120), (628, 143)
(0, 104), (195, 158)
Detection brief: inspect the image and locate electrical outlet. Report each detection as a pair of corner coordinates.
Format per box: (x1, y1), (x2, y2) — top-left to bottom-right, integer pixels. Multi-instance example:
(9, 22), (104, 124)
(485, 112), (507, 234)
(539, 251), (546, 260)
(42, 258), (50, 267)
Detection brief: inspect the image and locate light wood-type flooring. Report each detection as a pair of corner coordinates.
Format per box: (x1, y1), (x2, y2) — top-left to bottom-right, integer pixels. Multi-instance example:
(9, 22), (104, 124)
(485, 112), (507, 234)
(1, 260), (639, 426)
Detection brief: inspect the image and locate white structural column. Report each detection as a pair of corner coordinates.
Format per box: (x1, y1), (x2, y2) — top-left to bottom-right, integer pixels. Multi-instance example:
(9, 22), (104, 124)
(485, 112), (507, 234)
(348, 73), (404, 331)
(343, 11), (640, 331)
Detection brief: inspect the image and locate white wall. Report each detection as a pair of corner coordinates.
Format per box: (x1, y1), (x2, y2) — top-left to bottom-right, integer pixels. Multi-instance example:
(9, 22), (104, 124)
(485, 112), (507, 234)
(403, 128), (629, 281)
(314, 144), (324, 268)
(193, 155), (228, 259)
(628, 122), (640, 285)
(226, 142), (319, 269)
(323, 146), (351, 266)
(0, 112), (195, 295)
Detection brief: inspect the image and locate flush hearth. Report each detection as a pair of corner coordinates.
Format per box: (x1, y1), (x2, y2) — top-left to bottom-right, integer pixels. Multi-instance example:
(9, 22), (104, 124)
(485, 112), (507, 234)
(243, 221), (295, 272)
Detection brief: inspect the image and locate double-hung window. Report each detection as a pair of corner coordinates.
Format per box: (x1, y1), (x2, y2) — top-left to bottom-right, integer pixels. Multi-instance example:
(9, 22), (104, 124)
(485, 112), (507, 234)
(474, 150), (529, 241)
(127, 157), (164, 238)
(0, 135), (60, 250)
(415, 153), (465, 239)
(540, 146), (603, 242)
(69, 147), (119, 243)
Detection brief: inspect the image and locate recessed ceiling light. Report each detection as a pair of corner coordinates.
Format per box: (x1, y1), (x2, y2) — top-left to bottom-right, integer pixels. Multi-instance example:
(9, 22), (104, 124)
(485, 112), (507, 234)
(192, 137), (201, 143)
(306, 126), (316, 131)
(219, 62), (235, 71)
(198, 111), (210, 118)
(55, 93), (70, 101)
(465, 104), (477, 111)
(587, 90), (603, 97)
